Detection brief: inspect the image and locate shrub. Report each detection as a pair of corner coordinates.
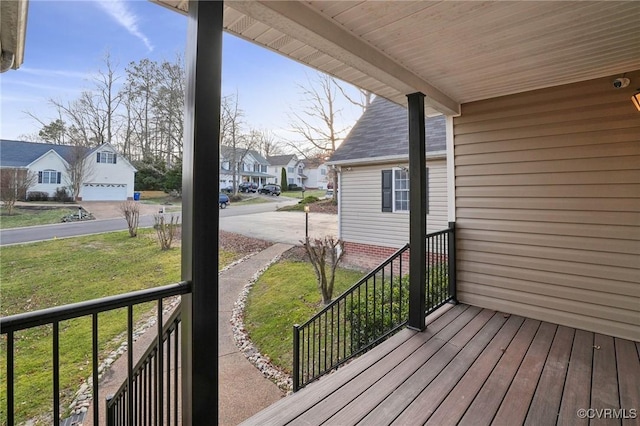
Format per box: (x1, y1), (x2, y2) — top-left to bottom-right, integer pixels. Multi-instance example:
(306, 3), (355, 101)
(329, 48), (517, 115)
(53, 187), (73, 202)
(27, 191), (49, 201)
(300, 195), (319, 204)
(120, 201), (140, 237)
(348, 263), (449, 349)
(154, 214), (180, 250)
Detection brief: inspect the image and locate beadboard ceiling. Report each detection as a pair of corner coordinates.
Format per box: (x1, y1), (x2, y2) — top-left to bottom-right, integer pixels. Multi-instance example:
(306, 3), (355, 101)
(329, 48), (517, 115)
(154, 1), (640, 115)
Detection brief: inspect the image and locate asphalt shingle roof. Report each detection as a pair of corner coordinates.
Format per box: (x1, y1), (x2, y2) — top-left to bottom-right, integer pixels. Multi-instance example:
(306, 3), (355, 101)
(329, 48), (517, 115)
(0, 139), (81, 167)
(266, 154), (297, 166)
(221, 145), (269, 164)
(329, 97), (446, 163)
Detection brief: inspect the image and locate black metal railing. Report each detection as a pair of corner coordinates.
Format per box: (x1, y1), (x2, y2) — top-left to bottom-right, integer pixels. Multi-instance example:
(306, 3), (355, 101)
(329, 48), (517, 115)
(106, 305), (182, 426)
(0, 281), (191, 426)
(292, 224), (456, 391)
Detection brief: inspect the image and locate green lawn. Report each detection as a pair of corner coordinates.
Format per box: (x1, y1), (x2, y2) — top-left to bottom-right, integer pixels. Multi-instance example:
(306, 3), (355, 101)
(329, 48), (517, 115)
(244, 260), (365, 375)
(0, 206), (79, 229)
(0, 229), (249, 424)
(281, 189), (326, 199)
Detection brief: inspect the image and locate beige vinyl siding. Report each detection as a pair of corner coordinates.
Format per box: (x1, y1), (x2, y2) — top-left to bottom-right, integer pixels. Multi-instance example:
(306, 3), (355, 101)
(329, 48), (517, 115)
(340, 159), (448, 248)
(454, 71), (640, 341)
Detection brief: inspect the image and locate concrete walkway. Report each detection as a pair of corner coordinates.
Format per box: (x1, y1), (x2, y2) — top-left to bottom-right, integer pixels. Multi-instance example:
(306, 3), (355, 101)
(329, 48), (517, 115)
(219, 243), (292, 425)
(83, 242), (292, 425)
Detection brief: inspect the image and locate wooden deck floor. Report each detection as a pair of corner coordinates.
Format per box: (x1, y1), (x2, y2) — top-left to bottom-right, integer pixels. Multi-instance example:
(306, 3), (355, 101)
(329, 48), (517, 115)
(241, 303), (640, 426)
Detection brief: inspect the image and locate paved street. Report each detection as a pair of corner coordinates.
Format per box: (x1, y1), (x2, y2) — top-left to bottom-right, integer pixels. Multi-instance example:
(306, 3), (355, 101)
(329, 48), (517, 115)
(0, 198), (337, 246)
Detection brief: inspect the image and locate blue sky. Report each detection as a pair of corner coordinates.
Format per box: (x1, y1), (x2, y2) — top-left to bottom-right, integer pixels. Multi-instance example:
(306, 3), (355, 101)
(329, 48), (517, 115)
(0, 0), (365, 146)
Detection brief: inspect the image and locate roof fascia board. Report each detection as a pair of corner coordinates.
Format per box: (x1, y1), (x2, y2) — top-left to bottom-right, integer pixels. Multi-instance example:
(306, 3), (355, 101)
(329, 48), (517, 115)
(228, 1), (460, 115)
(327, 150), (446, 167)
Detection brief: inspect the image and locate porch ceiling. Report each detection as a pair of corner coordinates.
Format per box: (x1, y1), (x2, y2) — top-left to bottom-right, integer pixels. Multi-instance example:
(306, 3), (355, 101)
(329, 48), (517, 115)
(153, 1), (640, 115)
(0, 0), (28, 72)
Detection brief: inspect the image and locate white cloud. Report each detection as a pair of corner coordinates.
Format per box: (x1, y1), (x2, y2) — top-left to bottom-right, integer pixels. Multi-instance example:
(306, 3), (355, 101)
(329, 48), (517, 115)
(19, 67), (93, 80)
(96, 0), (154, 52)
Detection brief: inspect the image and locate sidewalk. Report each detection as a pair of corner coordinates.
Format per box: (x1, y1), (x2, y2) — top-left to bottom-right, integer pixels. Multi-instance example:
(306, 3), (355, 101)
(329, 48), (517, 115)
(83, 242), (292, 425)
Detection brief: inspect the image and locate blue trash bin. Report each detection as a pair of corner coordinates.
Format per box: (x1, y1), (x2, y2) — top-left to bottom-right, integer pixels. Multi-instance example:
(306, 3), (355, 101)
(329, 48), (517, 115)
(133, 192), (141, 201)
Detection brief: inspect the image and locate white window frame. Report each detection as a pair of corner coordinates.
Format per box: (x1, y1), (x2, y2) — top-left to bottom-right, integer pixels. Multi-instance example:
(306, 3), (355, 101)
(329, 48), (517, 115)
(393, 168), (410, 213)
(98, 151), (116, 164)
(41, 169), (59, 184)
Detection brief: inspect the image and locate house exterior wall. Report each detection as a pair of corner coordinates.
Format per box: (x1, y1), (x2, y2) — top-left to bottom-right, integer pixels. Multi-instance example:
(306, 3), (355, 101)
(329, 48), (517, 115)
(453, 71), (640, 341)
(305, 164), (329, 189)
(79, 146), (136, 200)
(340, 157), (448, 268)
(27, 151), (68, 196)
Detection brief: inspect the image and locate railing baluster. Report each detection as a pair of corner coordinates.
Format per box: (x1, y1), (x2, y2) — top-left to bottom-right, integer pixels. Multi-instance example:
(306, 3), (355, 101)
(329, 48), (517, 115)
(166, 329), (171, 422)
(7, 330), (14, 425)
(157, 300), (164, 426)
(93, 313), (99, 425)
(173, 321), (179, 426)
(127, 306), (133, 426)
(53, 321), (60, 426)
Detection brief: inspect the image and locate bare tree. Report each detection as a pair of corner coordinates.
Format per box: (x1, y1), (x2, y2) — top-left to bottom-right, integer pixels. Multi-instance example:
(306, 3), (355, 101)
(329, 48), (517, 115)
(65, 146), (94, 200)
(287, 73), (356, 201)
(333, 79), (373, 112)
(220, 94), (259, 195)
(253, 129), (283, 158)
(302, 236), (345, 305)
(0, 169), (37, 215)
(154, 214), (179, 250)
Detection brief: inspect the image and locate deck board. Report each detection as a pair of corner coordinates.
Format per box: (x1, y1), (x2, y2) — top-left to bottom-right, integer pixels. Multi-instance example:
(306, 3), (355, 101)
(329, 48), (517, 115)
(616, 338), (640, 426)
(425, 314), (525, 426)
(591, 334), (622, 426)
(493, 321), (557, 425)
(389, 312), (507, 425)
(352, 308), (493, 426)
(557, 329), (593, 426)
(524, 325), (574, 425)
(239, 305), (640, 426)
(458, 318), (541, 425)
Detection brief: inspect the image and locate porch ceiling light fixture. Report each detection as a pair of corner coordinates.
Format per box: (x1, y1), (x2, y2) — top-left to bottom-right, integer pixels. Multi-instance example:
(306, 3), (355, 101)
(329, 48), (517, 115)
(632, 90), (640, 111)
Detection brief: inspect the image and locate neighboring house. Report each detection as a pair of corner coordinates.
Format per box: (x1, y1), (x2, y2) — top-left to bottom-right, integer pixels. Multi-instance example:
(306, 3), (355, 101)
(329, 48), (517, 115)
(303, 155), (330, 189)
(328, 97), (448, 269)
(266, 154), (299, 188)
(0, 140), (137, 201)
(219, 145), (273, 190)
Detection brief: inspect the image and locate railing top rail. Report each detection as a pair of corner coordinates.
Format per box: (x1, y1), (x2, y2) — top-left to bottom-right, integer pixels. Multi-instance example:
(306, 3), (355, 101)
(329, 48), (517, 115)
(297, 243), (410, 330)
(0, 281), (192, 334)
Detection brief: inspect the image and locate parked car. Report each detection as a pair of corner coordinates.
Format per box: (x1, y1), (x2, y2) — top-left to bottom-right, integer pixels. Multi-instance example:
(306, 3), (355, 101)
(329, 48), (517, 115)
(259, 184), (281, 196)
(238, 182), (258, 193)
(219, 193), (230, 208)
(221, 185), (233, 193)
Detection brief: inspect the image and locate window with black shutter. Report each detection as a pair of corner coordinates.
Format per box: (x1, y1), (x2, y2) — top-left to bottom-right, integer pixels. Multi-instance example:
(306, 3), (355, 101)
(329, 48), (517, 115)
(381, 167), (430, 213)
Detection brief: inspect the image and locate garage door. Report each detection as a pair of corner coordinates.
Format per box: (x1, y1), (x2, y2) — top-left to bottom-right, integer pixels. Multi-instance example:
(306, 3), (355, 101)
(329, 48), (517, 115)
(82, 183), (127, 201)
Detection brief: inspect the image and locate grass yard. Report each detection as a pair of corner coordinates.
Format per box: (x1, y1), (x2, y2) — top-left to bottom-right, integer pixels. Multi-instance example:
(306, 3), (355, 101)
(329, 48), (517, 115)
(0, 206), (79, 230)
(0, 229), (256, 424)
(243, 259), (365, 376)
(281, 189), (326, 199)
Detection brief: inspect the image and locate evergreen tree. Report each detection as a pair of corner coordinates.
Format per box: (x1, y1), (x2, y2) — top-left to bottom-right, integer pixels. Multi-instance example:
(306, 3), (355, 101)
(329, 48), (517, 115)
(281, 167), (287, 190)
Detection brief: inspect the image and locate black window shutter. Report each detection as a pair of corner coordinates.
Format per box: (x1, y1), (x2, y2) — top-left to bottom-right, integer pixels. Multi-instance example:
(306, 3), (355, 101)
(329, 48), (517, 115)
(113, 153), (117, 164)
(382, 169), (392, 212)
(38, 171), (42, 183)
(96, 152), (101, 163)
(57, 172), (61, 184)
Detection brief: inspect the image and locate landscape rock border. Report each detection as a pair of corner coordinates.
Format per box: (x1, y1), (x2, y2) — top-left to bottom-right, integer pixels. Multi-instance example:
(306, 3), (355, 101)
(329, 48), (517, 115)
(230, 252), (294, 394)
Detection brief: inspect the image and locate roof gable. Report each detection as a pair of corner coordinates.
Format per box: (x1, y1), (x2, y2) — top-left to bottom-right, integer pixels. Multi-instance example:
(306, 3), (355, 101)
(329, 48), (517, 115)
(328, 97), (446, 164)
